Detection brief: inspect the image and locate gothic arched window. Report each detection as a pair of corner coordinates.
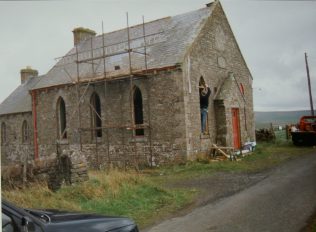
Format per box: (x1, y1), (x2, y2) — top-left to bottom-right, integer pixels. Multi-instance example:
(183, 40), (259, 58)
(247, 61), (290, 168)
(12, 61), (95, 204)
(90, 92), (102, 138)
(134, 86), (144, 136)
(22, 120), (29, 143)
(57, 97), (67, 139)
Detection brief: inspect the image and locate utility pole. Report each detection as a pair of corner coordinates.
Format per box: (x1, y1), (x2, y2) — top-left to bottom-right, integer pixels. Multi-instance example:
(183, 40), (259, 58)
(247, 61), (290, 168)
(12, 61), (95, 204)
(305, 52), (314, 116)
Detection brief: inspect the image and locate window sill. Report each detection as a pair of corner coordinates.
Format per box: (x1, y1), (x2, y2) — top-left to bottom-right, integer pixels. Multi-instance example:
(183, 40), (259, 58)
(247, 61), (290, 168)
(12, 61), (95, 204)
(91, 137), (102, 143)
(129, 136), (147, 143)
(200, 133), (210, 139)
(57, 139), (69, 145)
(22, 142), (31, 145)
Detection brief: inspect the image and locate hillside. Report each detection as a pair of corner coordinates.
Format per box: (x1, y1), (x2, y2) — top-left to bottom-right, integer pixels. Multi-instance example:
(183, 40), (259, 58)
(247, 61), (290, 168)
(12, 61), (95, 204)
(255, 110), (315, 128)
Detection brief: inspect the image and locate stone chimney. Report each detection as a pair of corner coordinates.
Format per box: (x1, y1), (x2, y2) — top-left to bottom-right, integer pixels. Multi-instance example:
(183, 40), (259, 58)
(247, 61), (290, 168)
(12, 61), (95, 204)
(206, 0), (217, 7)
(72, 27), (96, 46)
(20, 66), (38, 84)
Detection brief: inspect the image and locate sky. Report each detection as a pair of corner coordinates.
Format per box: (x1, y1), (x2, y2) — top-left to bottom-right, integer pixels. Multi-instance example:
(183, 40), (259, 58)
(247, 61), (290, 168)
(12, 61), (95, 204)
(0, 0), (315, 112)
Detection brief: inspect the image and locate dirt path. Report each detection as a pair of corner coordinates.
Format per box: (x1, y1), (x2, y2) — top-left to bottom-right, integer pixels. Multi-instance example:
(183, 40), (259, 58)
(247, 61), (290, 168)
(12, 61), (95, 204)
(167, 172), (268, 217)
(144, 152), (316, 232)
(143, 169), (268, 230)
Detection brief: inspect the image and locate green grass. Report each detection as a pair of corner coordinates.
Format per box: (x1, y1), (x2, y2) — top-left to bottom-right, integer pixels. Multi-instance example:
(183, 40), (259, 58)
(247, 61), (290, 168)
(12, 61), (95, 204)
(79, 184), (193, 226)
(2, 170), (194, 228)
(2, 136), (314, 229)
(150, 140), (313, 184)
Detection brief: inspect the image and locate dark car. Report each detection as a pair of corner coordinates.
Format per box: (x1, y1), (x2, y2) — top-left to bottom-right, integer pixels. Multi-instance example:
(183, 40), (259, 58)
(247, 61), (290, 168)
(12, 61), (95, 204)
(2, 199), (138, 232)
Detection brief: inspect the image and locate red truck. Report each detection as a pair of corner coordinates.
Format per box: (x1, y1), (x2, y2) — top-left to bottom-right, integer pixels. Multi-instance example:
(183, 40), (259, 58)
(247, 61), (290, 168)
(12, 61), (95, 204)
(291, 116), (316, 146)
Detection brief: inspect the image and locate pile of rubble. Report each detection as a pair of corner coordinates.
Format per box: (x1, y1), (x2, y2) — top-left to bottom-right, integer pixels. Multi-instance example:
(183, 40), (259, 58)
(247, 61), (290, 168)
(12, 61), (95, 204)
(255, 129), (276, 142)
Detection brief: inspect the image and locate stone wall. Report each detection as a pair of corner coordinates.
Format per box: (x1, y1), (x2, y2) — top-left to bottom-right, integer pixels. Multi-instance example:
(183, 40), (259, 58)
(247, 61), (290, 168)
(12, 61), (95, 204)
(34, 68), (187, 168)
(181, 2), (255, 159)
(1, 2), (255, 166)
(1, 149), (88, 191)
(47, 149), (89, 191)
(0, 112), (34, 165)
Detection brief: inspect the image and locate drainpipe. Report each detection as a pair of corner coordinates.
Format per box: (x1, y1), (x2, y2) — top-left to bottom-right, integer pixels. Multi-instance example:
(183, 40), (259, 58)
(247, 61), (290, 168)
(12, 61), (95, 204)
(32, 90), (39, 160)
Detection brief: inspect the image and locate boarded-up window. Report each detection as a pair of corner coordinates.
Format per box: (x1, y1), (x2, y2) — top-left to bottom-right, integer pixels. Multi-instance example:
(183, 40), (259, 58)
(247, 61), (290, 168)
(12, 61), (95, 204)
(134, 86), (144, 136)
(57, 97), (67, 139)
(22, 120), (29, 143)
(90, 92), (102, 138)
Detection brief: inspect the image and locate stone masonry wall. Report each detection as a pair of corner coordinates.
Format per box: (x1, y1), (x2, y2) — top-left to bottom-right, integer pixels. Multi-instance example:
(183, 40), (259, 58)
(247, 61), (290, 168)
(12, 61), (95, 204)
(0, 112), (34, 165)
(35, 68), (187, 168)
(1, 3), (254, 166)
(1, 150), (88, 191)
(181, 2), (255, 159)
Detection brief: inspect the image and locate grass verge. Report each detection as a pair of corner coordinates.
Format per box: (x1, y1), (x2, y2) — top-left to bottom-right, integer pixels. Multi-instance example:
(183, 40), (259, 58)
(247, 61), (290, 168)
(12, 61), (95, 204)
(2, 139), (314, 229)
(150, 141), (313, 184)
(2, 169), (195, 228)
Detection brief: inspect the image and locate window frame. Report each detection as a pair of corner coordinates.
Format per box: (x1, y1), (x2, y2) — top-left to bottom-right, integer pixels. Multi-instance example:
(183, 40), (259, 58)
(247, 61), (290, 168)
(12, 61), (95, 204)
(90, 92), (102, 140)
(57, 97), (67, 140)
(133, 86), (144, 136)
(22, 120), (29, 144)
(199, 76), (210, 135)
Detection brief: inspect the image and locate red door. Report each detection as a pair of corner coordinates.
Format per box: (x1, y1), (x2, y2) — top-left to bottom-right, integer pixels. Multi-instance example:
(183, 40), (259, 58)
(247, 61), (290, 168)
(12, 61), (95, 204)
(232, 108), (241, 149)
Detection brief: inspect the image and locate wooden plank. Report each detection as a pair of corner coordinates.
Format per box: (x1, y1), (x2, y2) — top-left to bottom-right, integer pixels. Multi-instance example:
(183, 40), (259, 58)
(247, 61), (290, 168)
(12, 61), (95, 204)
(210, 146), (235, 150)
(212, 144), (230, 158)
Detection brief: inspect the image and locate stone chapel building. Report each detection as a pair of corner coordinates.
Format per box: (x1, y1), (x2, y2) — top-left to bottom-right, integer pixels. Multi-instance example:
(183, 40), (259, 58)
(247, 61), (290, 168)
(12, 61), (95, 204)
(0, 1), (255, 168)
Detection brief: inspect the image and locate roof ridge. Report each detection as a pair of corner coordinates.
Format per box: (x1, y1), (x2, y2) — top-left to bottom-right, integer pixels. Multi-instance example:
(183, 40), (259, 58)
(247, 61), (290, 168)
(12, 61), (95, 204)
(94, 6), (209, 39)
(95, 16), (171, 39)
(32, 5), (214, 90)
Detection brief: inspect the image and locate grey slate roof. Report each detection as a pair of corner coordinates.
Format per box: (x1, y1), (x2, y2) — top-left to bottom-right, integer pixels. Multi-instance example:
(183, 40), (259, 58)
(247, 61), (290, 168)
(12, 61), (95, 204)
(33, 5), (213, 90)
(0, 76), (41, 115)
(0, 4), (214, 115)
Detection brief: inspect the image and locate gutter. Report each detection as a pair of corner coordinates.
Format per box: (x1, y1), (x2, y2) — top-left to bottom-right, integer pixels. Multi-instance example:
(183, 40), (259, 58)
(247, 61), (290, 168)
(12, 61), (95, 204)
(31, 65), (181, 92)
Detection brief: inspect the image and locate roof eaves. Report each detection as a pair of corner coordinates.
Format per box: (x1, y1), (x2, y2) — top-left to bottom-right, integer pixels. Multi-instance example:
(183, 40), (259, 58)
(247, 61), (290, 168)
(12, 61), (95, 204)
(0, 110), (32, 117)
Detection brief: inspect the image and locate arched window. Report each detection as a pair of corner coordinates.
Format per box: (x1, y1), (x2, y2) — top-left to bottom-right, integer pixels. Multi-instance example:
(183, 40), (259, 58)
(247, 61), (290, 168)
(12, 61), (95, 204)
(1, 122), (6, 144)
(199, 76), (205, 88)
(22, 120), (29, 143)
(57, 97), (67, 139)
(199, 76), (210, 134)
(134, 86), (144, 136)
(90, 92), (102, 138)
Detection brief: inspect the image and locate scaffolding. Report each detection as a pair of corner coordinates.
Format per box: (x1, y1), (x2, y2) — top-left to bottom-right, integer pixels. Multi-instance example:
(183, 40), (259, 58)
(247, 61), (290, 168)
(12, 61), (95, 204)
(56, 13), (154, 169)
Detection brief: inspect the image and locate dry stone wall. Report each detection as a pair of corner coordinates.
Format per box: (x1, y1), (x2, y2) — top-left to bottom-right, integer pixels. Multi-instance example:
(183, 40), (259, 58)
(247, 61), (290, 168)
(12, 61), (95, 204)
(1, 149), (88, 191)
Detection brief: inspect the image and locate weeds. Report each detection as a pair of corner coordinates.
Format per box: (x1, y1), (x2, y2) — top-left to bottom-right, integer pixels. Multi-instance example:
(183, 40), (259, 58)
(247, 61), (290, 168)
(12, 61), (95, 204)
(150, 141), (313, 183)
(2, 139), (314, 229)
(2, 169), (193, 228)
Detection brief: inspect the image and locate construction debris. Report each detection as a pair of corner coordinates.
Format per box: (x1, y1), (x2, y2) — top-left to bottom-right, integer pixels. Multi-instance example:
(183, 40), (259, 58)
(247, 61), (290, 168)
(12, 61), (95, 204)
(211, 141), (256, 161)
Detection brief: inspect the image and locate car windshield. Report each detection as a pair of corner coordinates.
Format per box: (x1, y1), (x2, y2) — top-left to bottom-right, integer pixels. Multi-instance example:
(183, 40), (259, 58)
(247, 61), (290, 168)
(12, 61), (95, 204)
(303, 118), (316, 123)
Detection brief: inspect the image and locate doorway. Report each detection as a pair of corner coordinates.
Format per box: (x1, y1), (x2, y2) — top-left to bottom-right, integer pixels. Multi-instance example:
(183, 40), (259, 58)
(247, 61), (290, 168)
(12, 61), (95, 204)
(232, 108), (241, 148)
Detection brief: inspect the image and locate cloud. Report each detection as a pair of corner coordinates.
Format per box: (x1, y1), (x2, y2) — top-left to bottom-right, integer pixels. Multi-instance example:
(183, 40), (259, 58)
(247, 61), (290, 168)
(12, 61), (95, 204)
(222, 0), (316, 111)
(0, 0), (315, 112)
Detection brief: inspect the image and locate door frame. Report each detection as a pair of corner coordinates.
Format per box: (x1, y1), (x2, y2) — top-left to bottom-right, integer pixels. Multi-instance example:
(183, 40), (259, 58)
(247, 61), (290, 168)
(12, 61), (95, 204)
(232, 108), (241, 149)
